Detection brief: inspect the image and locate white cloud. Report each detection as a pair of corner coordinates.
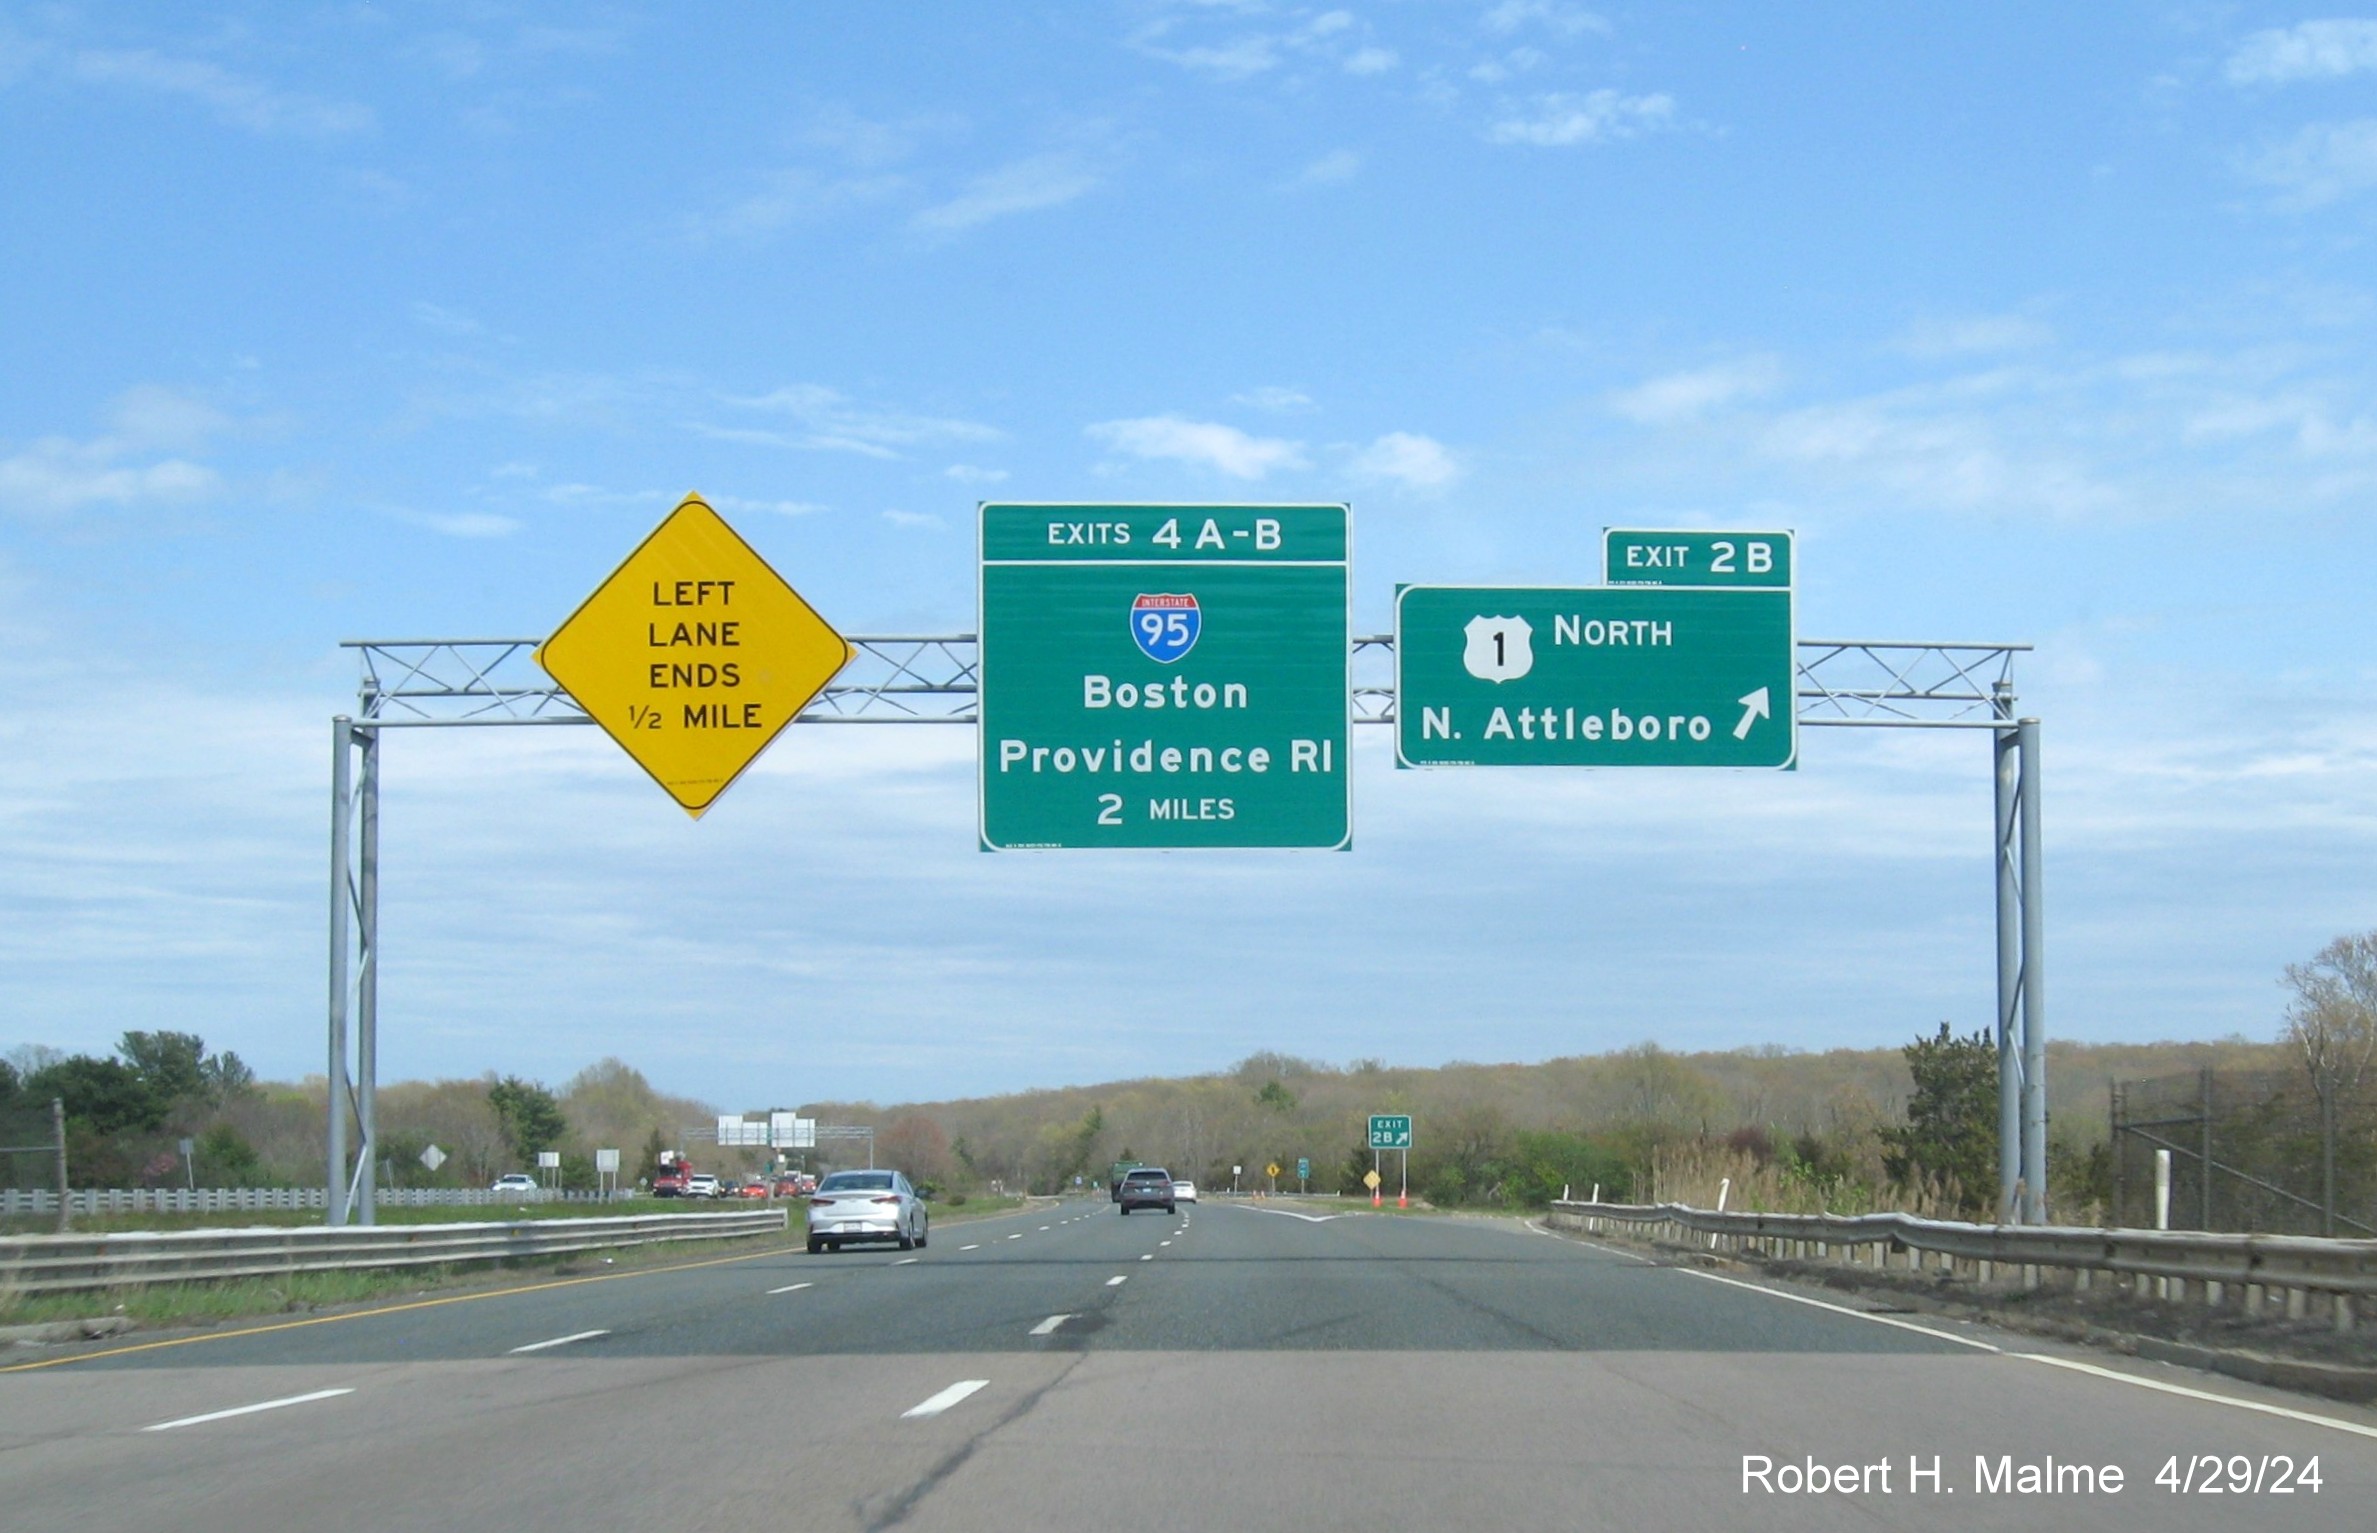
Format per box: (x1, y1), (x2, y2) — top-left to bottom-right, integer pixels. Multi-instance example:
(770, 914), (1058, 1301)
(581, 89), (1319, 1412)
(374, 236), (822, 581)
(912, 154), (1098, 234)
(882, 508), (946, 529)
(709, 495), (827, 518)
(1481, 2), (1609, 38)
(2239, 118), (2377, 208)
(1130, 6), (1402, 83)
(711, 385), (1002, 458)
(1756, 396), (2122, 518)
(108, 386), (231, 451)
(1487, 89), (1674, 146)
(395, 510), (520, 538)
(1895, 314), (2055, 358)
(0, 387), (228, 517)
(1294, 149), (1363, 185)
(1147, 34), (1282, 79)
(1086, 416), (1308, 479)
(1349, 431), (1459, 488)
(0, 448), (217, 517)
(412, 301), (483, 337)
(63, 47), (373, 136)
(944, 464), (1009, 484)
(693, 168), (906, 242)
(1232, 386), (1316, 411)
(1607, 357), (1783, 424)
(2225, 20), (2377, 85)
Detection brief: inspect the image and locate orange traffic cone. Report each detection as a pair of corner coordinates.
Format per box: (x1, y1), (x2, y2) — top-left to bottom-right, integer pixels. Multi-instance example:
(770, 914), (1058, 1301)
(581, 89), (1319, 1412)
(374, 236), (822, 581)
(1397, 1190), (1408, 1209)
(1371, 1189), (1381, 1208)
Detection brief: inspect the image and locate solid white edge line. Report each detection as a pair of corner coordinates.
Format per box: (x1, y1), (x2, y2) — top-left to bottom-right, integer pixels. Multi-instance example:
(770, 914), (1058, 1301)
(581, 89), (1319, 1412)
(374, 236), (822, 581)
(144, 1387), (354, 1432)
(1667, 1252), (2377, 1440)
(2010, 1352), (2377, 1441)
(766, 1282), (813, 1295)
(1029, 1314), (1072, 1336)
(901, 1379), (990, 1419)
(507, 1329), (611, 1354)
(1106, 1275), (1128, 1286)
(1664, 1265), (1999, 1351)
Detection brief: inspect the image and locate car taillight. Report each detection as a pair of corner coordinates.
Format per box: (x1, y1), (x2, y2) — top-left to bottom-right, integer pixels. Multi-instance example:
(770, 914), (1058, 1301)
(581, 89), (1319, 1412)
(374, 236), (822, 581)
(872, 1195), (902, 1205)
(809, 1197), (834, 1207)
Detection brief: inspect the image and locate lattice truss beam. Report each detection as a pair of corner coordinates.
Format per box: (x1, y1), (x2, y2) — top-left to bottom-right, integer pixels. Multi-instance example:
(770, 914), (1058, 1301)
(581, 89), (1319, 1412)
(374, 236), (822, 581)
(347, 635), (2027, 728)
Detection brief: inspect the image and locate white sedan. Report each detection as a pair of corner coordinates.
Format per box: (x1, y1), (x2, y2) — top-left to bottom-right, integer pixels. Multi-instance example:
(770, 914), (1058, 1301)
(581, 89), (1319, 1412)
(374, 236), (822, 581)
(1172, 1179), (1197, 1203)
(807, 1168), (930, 1252)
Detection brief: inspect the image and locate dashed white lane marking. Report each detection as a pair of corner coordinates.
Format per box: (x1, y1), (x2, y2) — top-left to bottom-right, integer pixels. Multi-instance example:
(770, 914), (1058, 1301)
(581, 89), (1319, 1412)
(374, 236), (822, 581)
(901, 1380), (990, 1419)
(893, 1257), (919, 1266)
(145, 1388), (354, 1433)
(1039, 1225), (1051, 1231)
(1029, 1314), (1073, 1336)
(767, 1282), (813, 1295)
(1106, 1275), (1128, 1287)
(1139, 1253), (1153, 1261)
(508, 1330), (611, 1355)
(959, 1244), (980, 1251)
(1159, 1240), (1172, 1247)
(1007, 1233), (1024, 1241)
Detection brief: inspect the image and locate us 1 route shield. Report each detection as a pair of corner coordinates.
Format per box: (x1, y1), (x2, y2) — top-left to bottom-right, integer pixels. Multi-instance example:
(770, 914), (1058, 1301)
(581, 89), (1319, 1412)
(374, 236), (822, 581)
(977, 503), (1351, 850)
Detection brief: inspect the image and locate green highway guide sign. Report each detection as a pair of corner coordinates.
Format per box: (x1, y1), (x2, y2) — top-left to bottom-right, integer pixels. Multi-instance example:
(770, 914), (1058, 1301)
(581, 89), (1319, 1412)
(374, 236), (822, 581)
(1606, 528), (1792, 588)
(1368, 1114), (1412, 1150)
(978, 504), (1351, 850)
(1394, 579), (1796, 769)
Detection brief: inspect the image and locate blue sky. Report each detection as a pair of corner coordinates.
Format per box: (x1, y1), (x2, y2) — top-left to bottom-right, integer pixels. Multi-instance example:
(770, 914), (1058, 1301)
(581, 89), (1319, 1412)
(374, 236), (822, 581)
(5, 3), (2377, 1108)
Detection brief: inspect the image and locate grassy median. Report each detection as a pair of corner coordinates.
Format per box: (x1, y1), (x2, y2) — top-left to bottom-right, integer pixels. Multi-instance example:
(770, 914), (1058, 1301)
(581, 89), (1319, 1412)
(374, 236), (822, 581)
(0, 1195), (1031, 1332)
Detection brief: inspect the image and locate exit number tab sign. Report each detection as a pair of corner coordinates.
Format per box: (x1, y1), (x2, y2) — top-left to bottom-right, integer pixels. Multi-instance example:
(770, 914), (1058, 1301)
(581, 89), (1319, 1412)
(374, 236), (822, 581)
(1606, 528), (1792, 588)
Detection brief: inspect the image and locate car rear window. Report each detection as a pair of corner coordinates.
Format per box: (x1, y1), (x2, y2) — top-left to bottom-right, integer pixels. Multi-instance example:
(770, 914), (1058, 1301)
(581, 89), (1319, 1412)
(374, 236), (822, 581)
(820, 1172), (894, 1191)
(1125, 1170), (1170, 1182)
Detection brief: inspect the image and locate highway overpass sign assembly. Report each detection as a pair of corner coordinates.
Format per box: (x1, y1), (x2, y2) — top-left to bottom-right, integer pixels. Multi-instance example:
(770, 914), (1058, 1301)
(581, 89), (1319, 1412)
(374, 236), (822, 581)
(329, 504), (2048, 1226)
(976, 502), (1352, 850)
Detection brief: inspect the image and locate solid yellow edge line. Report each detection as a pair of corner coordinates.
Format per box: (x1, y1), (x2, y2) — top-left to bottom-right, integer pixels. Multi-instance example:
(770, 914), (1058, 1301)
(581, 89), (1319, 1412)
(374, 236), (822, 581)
(0, 1239), (806, 1373)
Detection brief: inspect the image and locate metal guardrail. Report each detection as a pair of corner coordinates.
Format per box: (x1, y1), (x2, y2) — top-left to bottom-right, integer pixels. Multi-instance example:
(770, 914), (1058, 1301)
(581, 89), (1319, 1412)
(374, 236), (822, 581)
(0, 1208), (788, 1295)
(1548, 1201), (2377, 1320)
(0, 1186), (640, 1217)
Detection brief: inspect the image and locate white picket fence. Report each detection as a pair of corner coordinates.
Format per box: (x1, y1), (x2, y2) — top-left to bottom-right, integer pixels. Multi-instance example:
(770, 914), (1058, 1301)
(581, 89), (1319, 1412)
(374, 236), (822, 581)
(0, 1186), (618, 1217)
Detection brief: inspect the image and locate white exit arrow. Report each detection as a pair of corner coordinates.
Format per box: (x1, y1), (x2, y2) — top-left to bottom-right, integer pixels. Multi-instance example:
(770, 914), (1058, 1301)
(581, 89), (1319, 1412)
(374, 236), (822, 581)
(1732, 687), (1771, 740)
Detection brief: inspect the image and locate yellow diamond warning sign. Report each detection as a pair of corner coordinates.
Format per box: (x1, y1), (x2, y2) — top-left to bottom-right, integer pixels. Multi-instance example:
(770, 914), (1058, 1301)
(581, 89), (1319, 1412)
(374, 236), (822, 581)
(536, 493), (852, 817)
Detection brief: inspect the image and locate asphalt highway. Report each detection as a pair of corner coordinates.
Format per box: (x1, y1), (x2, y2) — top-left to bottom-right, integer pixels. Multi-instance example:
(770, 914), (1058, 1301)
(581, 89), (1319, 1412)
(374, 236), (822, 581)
(3, 1197), (2373, 1531)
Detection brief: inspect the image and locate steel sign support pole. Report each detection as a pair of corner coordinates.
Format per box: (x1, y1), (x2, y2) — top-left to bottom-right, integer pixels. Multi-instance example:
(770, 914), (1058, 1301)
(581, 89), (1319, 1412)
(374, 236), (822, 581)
(327, 717), (352, 1228)
(1992, 689), (2022, 1223)
(355, 723), (380, 1226)
(2018, 717), (2048, 1225)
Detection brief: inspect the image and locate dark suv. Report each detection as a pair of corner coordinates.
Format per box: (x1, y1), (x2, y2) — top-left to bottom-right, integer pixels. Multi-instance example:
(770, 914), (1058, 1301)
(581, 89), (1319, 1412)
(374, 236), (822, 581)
(1117, 1167), (1175, 1215)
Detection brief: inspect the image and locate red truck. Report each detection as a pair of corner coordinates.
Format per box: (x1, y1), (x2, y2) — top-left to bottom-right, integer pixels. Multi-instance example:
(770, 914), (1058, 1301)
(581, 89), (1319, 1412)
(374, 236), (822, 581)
(652, 1153), (695, 1198)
